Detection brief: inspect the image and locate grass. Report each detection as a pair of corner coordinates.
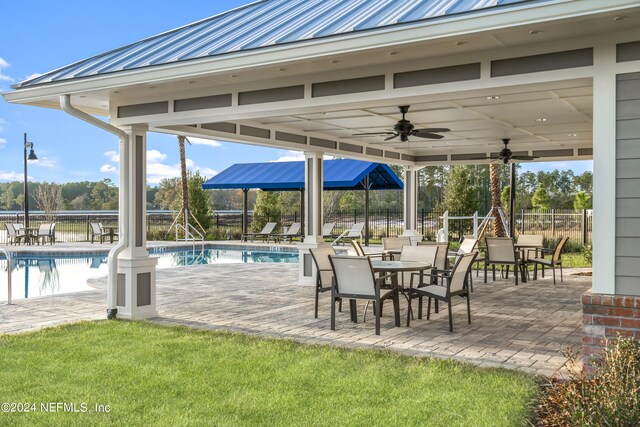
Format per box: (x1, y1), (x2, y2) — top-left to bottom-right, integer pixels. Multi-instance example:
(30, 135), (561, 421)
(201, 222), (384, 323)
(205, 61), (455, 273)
(0, 321), (538, 426)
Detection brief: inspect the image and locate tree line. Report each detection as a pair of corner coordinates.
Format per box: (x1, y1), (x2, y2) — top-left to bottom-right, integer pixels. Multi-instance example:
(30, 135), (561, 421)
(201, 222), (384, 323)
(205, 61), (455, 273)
(0, 164), (592, 218)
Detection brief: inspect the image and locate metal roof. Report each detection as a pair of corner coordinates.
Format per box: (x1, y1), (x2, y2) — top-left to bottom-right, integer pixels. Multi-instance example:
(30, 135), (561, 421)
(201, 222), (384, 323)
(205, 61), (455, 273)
(202, 159), (404, 191)
(17, 0), (533, 88)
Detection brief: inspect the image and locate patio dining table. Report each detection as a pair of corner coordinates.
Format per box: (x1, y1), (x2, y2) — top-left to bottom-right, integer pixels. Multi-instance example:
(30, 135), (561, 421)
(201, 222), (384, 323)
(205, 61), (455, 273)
(370, 260), (432, 327)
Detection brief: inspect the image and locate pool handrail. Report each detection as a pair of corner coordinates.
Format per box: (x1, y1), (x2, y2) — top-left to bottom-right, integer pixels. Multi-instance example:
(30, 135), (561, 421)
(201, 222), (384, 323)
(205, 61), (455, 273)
(0, 248), (12, 305)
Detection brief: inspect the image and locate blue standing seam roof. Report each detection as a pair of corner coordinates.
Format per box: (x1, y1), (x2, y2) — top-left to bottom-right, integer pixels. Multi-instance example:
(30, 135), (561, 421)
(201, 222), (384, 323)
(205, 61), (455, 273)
(202, 159), (404, 191)
(16, 0), (538, 88)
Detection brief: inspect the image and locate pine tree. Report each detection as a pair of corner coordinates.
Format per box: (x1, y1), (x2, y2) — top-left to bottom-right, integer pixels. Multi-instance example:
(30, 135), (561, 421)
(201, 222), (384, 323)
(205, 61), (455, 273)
(532, 184), (551, 210)
(573, 191), (592, 210)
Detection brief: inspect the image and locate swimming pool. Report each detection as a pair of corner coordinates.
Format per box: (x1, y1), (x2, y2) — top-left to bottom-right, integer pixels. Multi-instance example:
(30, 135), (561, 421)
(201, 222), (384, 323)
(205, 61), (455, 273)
(0, 245), (298, 301)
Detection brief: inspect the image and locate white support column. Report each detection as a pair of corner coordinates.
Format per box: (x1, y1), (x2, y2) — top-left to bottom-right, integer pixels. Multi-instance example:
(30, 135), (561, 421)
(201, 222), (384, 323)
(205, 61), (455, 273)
(401, 166), (422, 244)
(116, 125), (158, 318)
(298, 151), (329, 285)
(591, 44), (617, 295)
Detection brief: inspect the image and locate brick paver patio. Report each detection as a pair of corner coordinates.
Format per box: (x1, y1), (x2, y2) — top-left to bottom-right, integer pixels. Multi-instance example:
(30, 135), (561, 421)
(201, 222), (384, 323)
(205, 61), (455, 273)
(0, 242), (590, 376)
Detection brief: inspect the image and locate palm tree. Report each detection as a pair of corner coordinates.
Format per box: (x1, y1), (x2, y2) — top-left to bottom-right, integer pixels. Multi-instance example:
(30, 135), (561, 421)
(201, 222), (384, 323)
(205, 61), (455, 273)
(489, 163), (506, 237)
(178, 135), (190, 239)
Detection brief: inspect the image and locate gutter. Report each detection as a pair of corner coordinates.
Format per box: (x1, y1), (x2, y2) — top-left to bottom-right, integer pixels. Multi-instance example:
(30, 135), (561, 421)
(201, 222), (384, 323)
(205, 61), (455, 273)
(60, 94), (127, 319)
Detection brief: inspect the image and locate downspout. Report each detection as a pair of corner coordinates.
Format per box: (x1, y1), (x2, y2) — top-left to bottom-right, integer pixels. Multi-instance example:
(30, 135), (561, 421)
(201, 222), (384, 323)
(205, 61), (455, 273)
(60, 94), (128, 319)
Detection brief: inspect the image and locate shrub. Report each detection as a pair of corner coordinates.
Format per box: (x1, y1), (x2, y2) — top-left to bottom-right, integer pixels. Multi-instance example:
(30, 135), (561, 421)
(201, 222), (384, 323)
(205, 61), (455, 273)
(537, 337), (640, 426)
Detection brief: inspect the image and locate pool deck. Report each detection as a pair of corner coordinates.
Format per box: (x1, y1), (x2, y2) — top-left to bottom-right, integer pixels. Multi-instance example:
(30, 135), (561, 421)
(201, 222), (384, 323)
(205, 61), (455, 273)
(0, 241), (590, 377)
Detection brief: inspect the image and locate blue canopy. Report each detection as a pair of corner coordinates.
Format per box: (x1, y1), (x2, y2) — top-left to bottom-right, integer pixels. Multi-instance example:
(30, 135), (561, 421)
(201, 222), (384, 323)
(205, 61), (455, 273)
(202, 159), (403, 191)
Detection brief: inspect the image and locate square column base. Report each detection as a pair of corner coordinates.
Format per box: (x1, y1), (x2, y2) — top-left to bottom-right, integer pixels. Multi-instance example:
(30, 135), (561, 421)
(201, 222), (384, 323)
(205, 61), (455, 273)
(297, 241), (332, 286)
(116, 256), (159, 319)
(582, 292), (640, 376)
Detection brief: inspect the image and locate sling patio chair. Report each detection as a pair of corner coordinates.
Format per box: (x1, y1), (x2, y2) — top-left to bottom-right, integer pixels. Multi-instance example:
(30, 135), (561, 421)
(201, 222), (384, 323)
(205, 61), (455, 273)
(242, 222), (278, 242)
(484, 237), (527, 285)
(5, 223), (26, 245)
(309, 247), (342, 319)
(90, 222), (110, 243)
(529, 236), (570, 285)
(274, 222), (301, 243)
(329, 255), (400, 335)
(406, 252), (478, 332)
(36, 223), (56, 245)
(382, 236), (412, 259)
(332, 222), (365, 245)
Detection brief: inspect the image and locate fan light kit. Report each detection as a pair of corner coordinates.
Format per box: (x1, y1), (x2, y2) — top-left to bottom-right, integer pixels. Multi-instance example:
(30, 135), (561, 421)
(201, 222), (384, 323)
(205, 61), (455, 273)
(352, 105), (450, 143)
(467, 139), (539, 164)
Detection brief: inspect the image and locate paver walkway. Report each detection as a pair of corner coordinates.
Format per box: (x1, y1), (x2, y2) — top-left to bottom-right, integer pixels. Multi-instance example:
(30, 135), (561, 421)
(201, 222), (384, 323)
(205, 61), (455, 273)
(1, 249), (591, 377)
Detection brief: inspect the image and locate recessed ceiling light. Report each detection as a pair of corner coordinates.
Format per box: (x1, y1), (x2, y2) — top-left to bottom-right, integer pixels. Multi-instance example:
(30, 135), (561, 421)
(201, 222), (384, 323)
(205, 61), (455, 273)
(486, 95), (501, 100)
(568, 133), (578, 137)
(278, 67), (287, 72)
(389, 51), (399, 56)
(614, 15), (628, 22)
(529, 30), (543, 35)
(455, 41), (468, 46)
(188, 80), (197, 84)
(536, 118), (548, 122)
(231, 74), (239, 78)
(113, 91), (120, 94)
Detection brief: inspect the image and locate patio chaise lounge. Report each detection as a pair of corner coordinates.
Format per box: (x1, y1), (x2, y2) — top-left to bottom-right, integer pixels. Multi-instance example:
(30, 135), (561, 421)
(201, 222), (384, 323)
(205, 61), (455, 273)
(242, 222), (278, 243)
(322, 223), (336, 240)
(274, 222), (301, 243)
(332, 222), (365, 245)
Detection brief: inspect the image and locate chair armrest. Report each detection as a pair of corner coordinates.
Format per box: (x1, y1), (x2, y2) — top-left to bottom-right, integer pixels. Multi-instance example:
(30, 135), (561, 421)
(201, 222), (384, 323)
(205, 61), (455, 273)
(375, 272), (397, 283)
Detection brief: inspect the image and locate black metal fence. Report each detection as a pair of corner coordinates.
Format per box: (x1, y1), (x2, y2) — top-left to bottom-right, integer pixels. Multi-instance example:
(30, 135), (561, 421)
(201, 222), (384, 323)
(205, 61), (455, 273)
(0, 209), (593, 246)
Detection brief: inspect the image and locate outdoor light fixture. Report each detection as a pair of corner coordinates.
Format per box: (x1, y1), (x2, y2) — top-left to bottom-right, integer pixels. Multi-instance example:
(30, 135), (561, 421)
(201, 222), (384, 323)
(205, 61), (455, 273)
(23, 133), (38, 228)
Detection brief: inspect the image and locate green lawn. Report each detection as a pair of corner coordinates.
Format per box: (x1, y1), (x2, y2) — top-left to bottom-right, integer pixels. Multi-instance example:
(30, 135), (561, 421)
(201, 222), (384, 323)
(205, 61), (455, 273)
(0, 321), (538, 426)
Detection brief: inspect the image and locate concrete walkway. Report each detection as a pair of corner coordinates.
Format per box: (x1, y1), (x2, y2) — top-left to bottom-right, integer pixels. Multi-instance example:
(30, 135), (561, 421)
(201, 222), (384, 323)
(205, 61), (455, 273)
(0, 250), (590, 377)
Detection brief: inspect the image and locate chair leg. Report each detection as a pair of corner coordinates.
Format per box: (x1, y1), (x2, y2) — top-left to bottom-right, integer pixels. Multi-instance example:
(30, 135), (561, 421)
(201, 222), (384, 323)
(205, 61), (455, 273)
(338, 298), (342, 313)
(492, 265), (496, 281)
(375, 300), (381, 335)
(466, 293), (471, 325)
(435, 299), (439, 314)
(393, 290), (400, 327)
(427, 297), (432, 320)
(468, 271), (473, 292)
(448, 299), (453, 332)
(350, 300), (358, 323)
(560, 263), (563, 282)
(514, 265), (519, 286)
(330, 290), (336, 331)
(314, 288), (320, 319)
(484, 263), (488, 284)
(418, 296), (423, 319)
(552, 265), (556, 286)
(406, 296), (412, 327)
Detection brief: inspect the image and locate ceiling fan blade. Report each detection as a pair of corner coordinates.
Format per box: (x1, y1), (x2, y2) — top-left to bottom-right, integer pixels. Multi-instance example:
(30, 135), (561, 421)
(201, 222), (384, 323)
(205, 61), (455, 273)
(413, 132), (444, 140)
(384, 134), (399, 141)
(352, 132), (395, 136)
(510, 155), (538, 161)
(415, 128), (450, 133)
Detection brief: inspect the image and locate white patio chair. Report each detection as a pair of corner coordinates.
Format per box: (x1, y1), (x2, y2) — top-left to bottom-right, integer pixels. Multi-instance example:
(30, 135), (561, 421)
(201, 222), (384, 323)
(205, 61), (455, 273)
(36, 223), (55, 245)
(329, 255), (400, 335)
(407, 252), (478, 332)
(90, 222), (109, 243)
(529, 237), (569, 285)
(5, 223), (26, 245)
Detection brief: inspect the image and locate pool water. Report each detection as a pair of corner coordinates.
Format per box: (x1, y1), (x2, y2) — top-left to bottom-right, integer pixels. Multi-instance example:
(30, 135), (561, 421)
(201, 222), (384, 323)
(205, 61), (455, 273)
(0, 246), (298, 301)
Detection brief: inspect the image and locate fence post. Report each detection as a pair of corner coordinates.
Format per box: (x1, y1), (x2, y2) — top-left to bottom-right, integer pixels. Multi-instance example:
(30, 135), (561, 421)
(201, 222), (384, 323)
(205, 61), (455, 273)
(521, 209), (525, 234)
(386, 209), (390, 238)
(216, 214), (220, 229)
(421, 208), (425, 237)
(551, 209), (556, 237)
(354, 209), (357, 224)
(86, 215), (90, 241)
(582, 209), (588, 245)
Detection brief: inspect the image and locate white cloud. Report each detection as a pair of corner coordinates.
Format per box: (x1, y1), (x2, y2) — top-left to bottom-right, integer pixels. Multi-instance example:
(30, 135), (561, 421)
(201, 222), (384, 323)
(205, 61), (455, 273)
(100, 164), (117, 173)
(104, 150), (119, 162)
(0, 57), (13, 83)
(271, 150), (306, 162)
(0, 137), (6, 146)
(188, 137), (222, 148)
(0, 58), (9, 68)
(147, 149), (167, 162)
(197, 167), (218, 178)
(0, 171), (23, 181)
(31, 157), (56, 168)
(0, 118), (6, 132)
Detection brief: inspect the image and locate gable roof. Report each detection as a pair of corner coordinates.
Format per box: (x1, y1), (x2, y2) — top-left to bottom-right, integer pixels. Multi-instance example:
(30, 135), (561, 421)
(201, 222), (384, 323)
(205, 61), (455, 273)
(202, 159), (404, 191)
(16, 0), (534, 88)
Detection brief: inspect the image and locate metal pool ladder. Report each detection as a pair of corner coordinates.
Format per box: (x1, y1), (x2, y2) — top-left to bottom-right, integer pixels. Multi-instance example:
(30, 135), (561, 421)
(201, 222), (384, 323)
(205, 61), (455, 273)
(0, 248), (12, 304)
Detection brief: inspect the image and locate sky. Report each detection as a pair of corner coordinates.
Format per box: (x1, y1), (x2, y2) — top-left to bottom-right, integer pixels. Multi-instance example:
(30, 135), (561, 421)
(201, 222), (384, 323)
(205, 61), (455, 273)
(0, 0), (592, 186)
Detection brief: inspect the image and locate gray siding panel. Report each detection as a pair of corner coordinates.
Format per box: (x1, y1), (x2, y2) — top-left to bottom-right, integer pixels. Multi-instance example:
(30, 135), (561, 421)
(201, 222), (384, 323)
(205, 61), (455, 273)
(617, 139), (640, 159)
(312, 76), (385, 97)
(616, 218), (640, 237)
(491, 48), (593, 77)
(616, 73), (640, 293)
(616, 237), (640, 256)
(617, 199), (640, 218)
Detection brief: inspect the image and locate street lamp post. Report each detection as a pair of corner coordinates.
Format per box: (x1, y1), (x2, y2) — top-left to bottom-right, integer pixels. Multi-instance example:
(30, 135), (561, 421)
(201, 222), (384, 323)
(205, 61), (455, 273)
(23, 132), (38, 228)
